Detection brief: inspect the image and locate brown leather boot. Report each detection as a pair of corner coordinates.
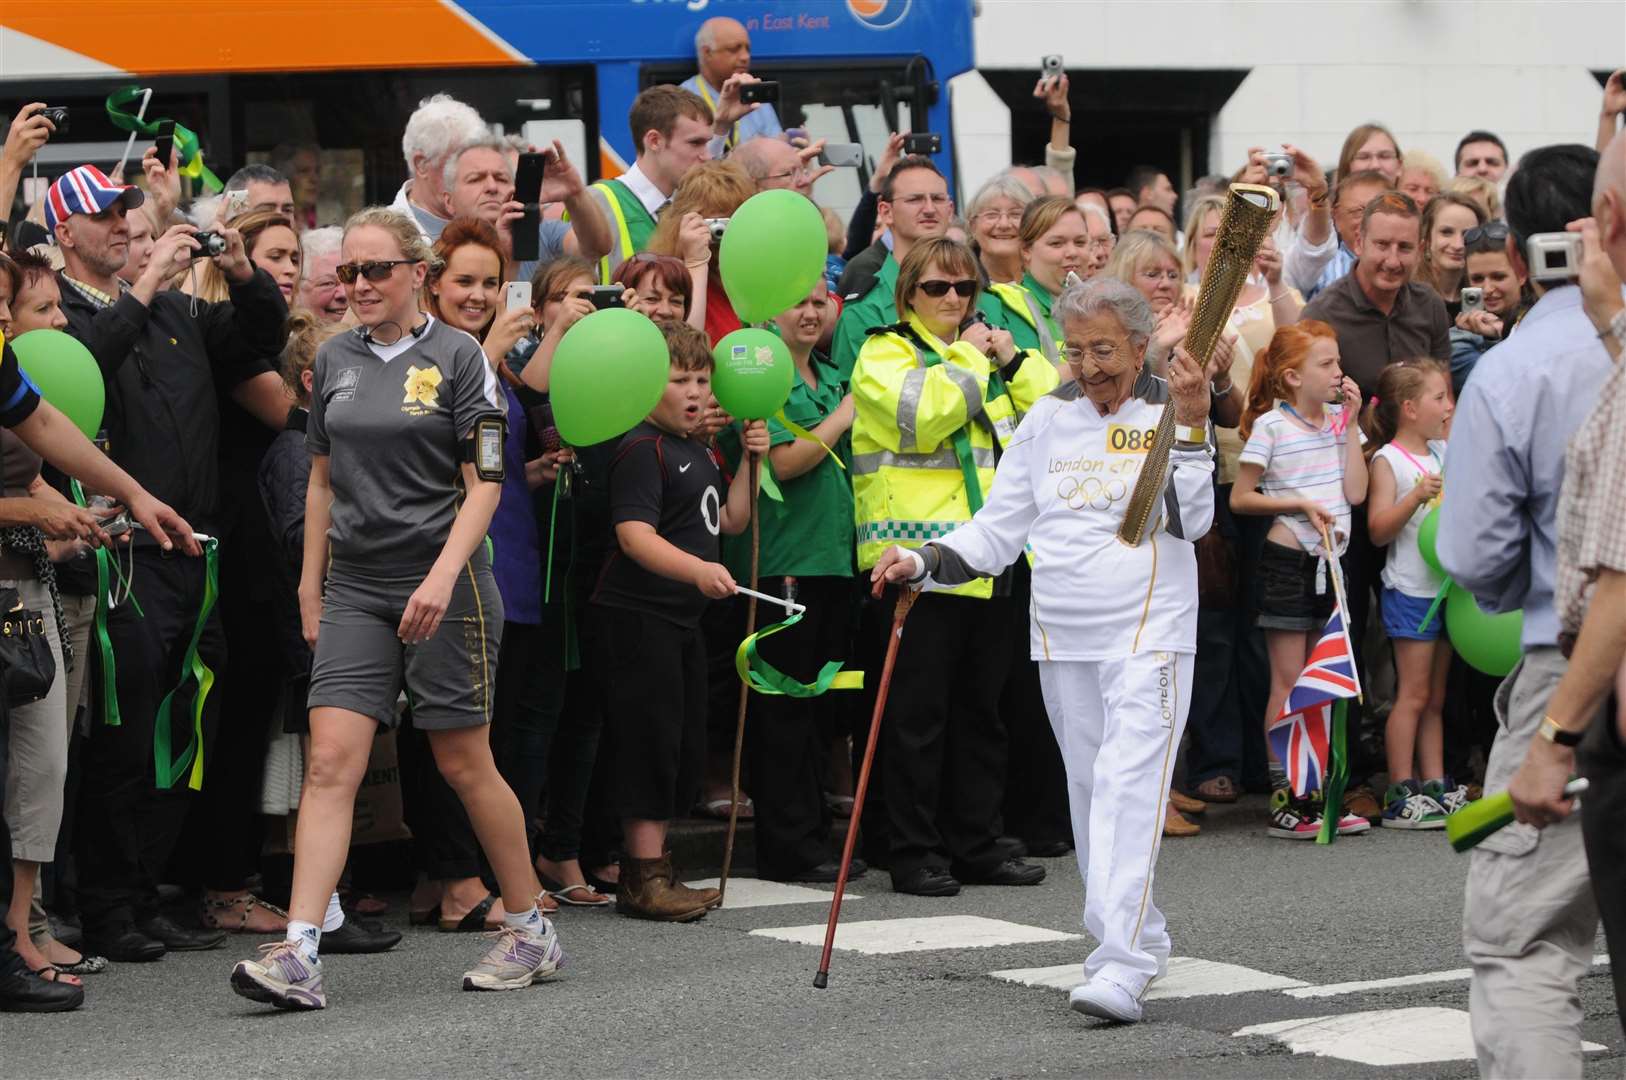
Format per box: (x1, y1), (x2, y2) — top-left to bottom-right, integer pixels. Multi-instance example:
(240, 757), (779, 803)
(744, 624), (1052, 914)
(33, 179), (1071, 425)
(615, 855), (715, 922)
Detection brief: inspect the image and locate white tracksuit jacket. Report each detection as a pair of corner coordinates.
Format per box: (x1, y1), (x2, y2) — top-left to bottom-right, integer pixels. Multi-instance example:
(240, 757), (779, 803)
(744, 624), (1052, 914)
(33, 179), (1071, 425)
(918, 375), (1215, 659)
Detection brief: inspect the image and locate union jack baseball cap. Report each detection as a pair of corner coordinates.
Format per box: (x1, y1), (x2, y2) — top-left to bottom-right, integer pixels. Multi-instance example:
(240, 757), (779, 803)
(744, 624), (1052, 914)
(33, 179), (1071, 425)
(45, 164), (145, 235)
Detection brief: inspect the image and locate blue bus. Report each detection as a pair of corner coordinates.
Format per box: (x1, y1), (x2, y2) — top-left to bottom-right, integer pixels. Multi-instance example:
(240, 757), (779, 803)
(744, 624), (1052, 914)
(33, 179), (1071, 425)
(3, 1), (976, 224)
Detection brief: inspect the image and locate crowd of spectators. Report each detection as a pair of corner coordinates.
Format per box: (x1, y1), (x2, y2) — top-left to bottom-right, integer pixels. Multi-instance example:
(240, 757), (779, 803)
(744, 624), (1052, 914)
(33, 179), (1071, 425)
(0, 18), (1622, 1036)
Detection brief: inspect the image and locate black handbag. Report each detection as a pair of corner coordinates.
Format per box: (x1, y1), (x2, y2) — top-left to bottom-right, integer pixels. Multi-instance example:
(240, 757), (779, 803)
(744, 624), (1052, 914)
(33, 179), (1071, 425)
(0, 586), (56, 706)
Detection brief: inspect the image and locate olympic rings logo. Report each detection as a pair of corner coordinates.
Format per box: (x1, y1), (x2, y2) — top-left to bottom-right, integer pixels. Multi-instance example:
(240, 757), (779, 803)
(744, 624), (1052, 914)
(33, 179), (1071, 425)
(1056, 475), (1127, 512)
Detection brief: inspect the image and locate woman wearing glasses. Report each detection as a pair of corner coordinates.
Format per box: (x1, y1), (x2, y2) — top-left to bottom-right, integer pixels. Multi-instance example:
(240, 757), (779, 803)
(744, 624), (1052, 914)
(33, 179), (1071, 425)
(1335, 122), (1404, 186)
(850, 237), (1059, 897)
(1450, 220), (1532, 395)
(869, 276), (1216, 1025)
(983, 196), (1093, 372)
(230, 208), (561, 1011)
(966, 174), (1034, 287)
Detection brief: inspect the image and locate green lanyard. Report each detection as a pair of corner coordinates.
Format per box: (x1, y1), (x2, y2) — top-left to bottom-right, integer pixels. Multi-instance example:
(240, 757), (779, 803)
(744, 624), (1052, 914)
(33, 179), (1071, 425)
(904, 322), (1009, 515)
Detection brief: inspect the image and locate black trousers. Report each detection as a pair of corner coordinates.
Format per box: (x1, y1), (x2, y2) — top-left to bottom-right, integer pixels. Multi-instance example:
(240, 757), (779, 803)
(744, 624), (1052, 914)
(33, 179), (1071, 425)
(173, 506), (283, 891)
(1579, 700), (1626, 1039)
(75, 549), (227, 930)
(1000, 561), (1069, 848)
(747, 575), (854, 878)
(878, 588), (1014, 879)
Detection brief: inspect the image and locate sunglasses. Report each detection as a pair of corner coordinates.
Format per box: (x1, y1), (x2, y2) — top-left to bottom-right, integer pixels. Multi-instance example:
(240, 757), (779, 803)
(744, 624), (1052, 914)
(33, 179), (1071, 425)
(916, 278), (977, 298)
(335, 259), (418, 284)
(1462, 222), (1509, 247)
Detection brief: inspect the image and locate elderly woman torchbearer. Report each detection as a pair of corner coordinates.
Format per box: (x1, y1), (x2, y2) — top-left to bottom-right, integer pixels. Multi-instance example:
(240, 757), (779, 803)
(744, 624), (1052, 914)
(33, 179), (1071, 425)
(872, 277), (1215, 1025)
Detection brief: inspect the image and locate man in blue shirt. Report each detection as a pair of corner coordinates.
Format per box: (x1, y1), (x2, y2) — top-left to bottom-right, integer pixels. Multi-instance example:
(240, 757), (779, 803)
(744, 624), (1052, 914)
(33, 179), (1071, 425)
(1438, 143), (1607, 1079)
(682, 16), (783, 158)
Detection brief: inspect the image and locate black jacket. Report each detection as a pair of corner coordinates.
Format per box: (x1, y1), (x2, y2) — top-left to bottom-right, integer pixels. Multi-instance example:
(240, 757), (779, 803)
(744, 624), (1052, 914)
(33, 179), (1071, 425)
(257, 414), (311, 675)
(836, 239), (889, 302)
(57, 268), (288, 536)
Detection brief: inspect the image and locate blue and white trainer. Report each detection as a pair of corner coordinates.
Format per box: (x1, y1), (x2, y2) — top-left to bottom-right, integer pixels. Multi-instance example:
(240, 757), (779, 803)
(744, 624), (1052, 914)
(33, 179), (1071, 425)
(462, 920), (565, 991)
(231, 941), (327, 1010)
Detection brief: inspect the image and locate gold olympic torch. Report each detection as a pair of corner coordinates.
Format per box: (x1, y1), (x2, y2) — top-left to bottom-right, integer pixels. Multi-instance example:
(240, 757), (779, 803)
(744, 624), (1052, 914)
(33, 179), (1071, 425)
(1117, 183), (1281, 547)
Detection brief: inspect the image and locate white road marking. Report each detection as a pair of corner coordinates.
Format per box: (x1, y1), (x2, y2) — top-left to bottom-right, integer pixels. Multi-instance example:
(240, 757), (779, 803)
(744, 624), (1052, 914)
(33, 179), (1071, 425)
(751, 915), (1081, 955)
(1286, 953), (1612, 999)
(1285, 968), (1472, 999)
(1236, 1007), (1608, 1066)
(683, 878), (860, 910)
(992, 956), (1308, 998)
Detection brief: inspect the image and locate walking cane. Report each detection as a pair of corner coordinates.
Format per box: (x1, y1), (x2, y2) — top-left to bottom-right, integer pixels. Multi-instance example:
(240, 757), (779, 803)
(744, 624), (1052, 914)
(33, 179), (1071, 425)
(719, 451), (762, 904)
(814, 585), (919, 988)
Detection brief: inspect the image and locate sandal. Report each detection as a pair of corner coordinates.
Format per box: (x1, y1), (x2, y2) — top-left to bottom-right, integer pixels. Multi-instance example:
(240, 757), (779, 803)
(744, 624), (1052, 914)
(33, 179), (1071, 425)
(548, 883), (611, 908)
(200, 893), (290, 933)
(53, 954), (109, 976)
(583, 866), (619, 896)
(438, 893), (501, 932)
(409, 904), (441, 927)
(1194, 776), (1239, 803)
(34, 965), (82, 988)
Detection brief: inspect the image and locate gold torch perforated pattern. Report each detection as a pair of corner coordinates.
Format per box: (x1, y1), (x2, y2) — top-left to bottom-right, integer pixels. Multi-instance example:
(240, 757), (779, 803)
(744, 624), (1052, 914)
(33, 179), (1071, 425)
(1116, 183), (1281, 546)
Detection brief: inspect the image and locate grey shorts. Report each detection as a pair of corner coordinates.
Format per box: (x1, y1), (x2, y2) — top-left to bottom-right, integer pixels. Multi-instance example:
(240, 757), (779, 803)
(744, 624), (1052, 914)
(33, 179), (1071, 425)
(308, 561), (504, 730)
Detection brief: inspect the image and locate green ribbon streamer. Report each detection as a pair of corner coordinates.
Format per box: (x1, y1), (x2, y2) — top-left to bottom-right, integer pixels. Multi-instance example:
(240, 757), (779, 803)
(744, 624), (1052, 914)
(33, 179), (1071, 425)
(758, 457), (783, 503)
(152, 537), (219, 791)
(544, 479), (561, 604)
(1315, 698), (1350, 846)
(1417, 577), (1451, 635)
(104, 86), (222, 192)
(70, 481), (122, 728)
(772, 407), (845, 470)
(734, 609), (863, 698)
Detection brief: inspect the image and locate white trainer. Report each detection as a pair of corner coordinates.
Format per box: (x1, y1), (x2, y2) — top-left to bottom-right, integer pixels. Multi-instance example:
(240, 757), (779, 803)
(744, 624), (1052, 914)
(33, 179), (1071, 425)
(1068, 978), (1144, 1023)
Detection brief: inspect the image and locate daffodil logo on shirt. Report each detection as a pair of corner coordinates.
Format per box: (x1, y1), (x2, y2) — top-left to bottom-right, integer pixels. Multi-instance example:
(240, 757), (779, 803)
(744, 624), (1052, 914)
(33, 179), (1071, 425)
(402, 364), (443, 415)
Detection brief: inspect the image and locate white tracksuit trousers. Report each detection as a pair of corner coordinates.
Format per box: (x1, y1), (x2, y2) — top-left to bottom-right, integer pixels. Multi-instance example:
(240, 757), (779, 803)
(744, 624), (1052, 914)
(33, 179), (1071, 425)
(1038, 650), (1194, 998)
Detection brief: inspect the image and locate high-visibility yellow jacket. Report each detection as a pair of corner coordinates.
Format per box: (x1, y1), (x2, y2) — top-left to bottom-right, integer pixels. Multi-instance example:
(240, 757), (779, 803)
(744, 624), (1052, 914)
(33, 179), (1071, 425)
(851, 312), (1060, 598)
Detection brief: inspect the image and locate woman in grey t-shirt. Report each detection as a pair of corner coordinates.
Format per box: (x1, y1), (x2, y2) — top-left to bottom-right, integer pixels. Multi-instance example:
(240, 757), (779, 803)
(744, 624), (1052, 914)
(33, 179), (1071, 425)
(229, 209), (561, 1011)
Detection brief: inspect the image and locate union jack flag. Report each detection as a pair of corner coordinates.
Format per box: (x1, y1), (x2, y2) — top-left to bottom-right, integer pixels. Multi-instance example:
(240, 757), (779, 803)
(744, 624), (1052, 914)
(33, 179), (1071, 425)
(1268, 609), (1361, 797)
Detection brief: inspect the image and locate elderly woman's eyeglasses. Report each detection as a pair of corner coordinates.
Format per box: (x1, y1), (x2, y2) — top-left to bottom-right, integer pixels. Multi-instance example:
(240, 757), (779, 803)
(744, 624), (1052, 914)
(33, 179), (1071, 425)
(915, 278), (977, 298)
(335, 259), (419, 284)
(1060, 337), (1134, 365)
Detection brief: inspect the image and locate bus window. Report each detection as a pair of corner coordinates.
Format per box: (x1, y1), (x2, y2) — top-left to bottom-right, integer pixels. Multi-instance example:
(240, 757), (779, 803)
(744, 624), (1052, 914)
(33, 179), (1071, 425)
(640, 58), (929, 225)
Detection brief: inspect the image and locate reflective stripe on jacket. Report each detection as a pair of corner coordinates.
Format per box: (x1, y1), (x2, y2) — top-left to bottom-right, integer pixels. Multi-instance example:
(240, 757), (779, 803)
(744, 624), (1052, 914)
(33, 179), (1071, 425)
(851, 313), (1059, 598)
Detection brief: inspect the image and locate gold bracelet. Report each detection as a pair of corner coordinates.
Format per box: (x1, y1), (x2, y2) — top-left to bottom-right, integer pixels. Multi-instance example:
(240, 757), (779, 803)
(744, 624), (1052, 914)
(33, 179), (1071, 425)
(1269, 291), (1290, 302)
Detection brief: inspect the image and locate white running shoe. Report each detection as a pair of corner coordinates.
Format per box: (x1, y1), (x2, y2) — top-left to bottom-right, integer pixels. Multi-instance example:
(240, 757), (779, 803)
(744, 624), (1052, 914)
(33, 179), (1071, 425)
(1068, 978), (1143, 1023)
(462, 920), (565, 991)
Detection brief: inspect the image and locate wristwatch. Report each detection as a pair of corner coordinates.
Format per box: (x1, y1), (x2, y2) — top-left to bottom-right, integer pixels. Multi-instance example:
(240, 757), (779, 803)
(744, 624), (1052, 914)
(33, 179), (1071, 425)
(1537, 715), (1585, 748)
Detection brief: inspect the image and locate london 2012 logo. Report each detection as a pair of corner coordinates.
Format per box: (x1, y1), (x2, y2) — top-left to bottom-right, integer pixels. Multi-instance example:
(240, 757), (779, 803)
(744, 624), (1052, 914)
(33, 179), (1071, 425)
(847, 0), (912, 30)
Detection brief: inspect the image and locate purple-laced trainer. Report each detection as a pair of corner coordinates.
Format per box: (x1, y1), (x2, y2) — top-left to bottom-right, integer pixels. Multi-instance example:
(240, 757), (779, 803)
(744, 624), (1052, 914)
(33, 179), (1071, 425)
(462, 920), (565, 991)
(231, 941), (327, 1010)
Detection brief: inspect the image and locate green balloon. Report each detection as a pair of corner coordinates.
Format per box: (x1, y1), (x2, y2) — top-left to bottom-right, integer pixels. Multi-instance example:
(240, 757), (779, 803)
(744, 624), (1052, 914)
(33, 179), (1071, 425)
(711, 328), (793, 420)
(1444, 584), (1523, 677)
(549, 308), (669, 446)
(10, 329), (104, 438)
(719, 189), (828, 323)
(1417, 505), (1443, 576)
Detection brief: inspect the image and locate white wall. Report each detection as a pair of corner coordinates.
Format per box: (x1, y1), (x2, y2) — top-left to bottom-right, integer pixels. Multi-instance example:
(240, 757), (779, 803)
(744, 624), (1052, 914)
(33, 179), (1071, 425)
(962, 0), (1622, 186)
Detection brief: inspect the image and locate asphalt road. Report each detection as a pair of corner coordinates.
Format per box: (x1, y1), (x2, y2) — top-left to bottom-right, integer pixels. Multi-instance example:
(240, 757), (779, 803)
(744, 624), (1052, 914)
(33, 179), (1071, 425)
(3, 796), (1620, 1079)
